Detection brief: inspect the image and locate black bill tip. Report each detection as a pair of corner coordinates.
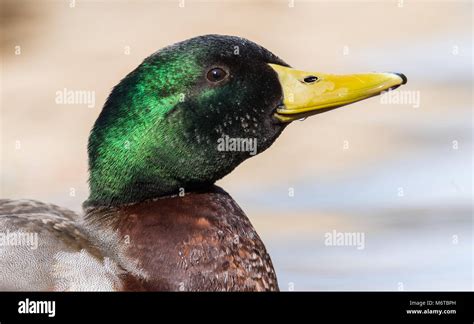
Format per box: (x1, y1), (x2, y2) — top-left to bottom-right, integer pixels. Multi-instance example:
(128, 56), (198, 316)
(392, 72), (408, 85)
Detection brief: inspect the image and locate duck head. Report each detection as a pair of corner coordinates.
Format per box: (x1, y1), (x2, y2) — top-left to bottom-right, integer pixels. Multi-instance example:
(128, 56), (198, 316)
(86, 35), (406, 206)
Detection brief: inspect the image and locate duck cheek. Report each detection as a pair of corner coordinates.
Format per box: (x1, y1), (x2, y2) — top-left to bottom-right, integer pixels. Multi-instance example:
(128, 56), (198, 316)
(259, 120), (287, 152)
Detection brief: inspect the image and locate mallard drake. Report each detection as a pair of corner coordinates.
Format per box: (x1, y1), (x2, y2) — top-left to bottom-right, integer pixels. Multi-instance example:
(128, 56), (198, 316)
(0, 35), (406, 291)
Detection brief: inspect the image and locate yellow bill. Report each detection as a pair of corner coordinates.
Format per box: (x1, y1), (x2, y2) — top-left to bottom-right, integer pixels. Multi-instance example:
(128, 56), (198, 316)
(269, 64), (407, 122)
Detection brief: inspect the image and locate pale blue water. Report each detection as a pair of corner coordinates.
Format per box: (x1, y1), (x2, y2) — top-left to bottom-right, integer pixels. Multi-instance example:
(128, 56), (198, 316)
(230, 118), (472, 290)
(267, 208), (471, 291)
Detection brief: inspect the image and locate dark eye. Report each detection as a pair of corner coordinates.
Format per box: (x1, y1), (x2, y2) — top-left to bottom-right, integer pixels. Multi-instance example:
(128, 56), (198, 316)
(206, 67), (228, 83)
(303, 75), (319, 83)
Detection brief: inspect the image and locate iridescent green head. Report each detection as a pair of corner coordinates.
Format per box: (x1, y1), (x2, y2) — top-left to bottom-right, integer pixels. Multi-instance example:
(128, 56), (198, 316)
(86, 35), (288, 206)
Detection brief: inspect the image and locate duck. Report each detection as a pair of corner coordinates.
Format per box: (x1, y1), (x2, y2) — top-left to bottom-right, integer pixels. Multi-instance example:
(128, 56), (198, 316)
(0, 35), (406, 291)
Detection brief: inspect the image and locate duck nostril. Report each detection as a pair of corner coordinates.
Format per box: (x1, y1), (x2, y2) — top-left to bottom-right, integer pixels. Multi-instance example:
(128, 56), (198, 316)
(303, 75), (318, 83)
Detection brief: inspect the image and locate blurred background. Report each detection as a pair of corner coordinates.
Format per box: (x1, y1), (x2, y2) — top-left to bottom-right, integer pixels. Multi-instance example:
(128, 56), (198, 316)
(0, 0), (472, 290)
